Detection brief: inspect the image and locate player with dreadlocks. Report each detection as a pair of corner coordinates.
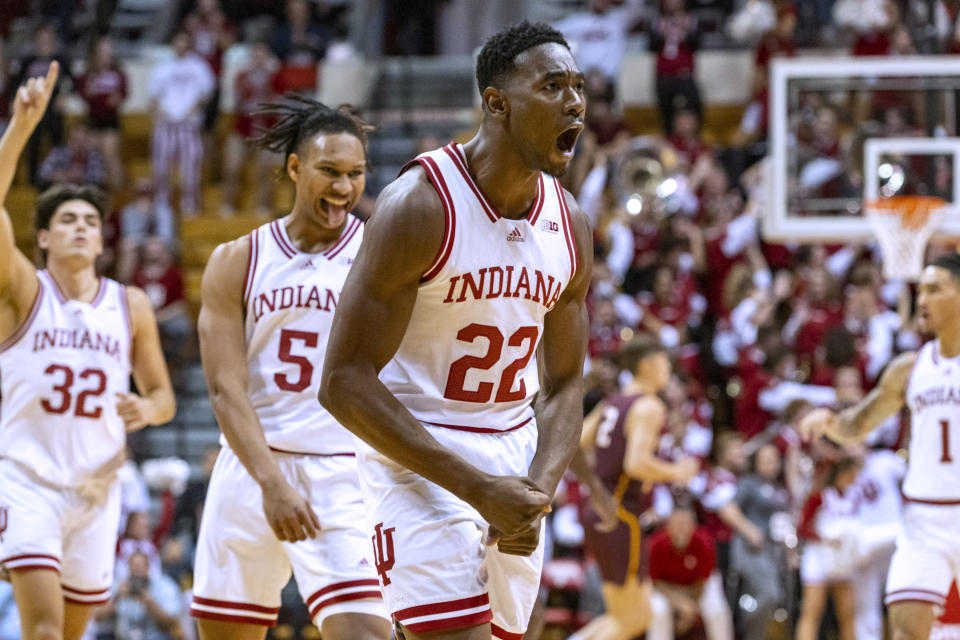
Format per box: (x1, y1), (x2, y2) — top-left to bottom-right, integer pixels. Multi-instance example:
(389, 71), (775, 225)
(190, 94), (390, 640)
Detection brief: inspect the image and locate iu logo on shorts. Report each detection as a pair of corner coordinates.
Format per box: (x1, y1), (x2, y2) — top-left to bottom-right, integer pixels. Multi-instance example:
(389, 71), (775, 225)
(372, 522), (396, 585)
(0, 506), (7, 542)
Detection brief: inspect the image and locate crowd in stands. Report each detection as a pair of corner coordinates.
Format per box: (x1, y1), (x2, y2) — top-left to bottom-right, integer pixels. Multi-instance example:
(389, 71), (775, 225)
(5, 0), (960, 638)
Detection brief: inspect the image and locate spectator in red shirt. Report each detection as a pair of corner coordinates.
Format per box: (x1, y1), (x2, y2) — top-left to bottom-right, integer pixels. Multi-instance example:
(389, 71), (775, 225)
(647, 502), (733, 640)
(76, 36), (126, 190)
(220, 40), (280, 217)
(651, 0), (702, 135)
(131, 237), (192, 374)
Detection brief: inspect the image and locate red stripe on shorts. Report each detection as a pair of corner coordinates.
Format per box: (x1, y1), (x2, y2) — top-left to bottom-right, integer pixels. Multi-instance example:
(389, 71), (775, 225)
(191, 596), (280, 614)
(492, 623), (526, 640)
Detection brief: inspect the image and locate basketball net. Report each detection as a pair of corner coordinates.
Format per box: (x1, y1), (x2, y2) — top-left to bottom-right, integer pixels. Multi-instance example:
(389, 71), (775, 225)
(865, 196), (948, 281)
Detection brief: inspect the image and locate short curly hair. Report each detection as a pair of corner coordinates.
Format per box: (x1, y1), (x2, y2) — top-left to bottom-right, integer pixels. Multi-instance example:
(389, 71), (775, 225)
(475, 20), (570, 97)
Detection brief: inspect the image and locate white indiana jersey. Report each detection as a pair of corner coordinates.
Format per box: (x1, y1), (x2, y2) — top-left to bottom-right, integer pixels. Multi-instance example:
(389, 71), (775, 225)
(854, 449), (906, 525)
(904, 339), (960, 502)
(379, 143), (578, 431)
(243, 216), (363, 454)
(0, 270), (132, 487)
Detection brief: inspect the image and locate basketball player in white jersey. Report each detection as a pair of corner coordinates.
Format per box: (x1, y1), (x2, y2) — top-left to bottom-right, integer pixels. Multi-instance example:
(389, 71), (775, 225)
(192, 96), (390, 640)
(320, 21), (592, 640)
(802, 252), (960, 640)
(0, 63), (175, 640)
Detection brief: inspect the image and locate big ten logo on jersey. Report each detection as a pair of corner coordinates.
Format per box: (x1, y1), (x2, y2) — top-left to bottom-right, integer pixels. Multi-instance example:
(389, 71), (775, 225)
(541, 219), (559, 233)
(0, 505), (8, 542)
(372, 522), (396, 585)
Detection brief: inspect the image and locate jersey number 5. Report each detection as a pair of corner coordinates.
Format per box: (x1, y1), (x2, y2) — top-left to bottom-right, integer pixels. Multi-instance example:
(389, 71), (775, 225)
(275, 329), (318, 392)
(444, 323), (539, 403)
(41, 363), (108, 418)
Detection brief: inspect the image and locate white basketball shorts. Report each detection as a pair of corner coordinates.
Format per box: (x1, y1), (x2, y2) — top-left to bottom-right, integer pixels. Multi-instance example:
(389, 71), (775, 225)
(355, 419), (544, 639)
(190, 446), (388, 627)
(886, 501), (960, 612)
(0, 458), (120, 605)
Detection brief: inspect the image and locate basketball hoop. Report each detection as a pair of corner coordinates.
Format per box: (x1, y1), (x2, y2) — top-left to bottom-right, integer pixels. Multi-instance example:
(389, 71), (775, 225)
(865, 196), (949, 281)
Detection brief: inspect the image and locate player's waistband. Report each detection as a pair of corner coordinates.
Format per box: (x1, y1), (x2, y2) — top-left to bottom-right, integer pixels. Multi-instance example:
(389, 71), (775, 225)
(903, 494), (960, 506)
(421, 416), (534, 434)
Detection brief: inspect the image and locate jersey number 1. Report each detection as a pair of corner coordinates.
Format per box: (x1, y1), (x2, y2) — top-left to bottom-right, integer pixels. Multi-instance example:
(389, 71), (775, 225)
(942, 419), (953, 464)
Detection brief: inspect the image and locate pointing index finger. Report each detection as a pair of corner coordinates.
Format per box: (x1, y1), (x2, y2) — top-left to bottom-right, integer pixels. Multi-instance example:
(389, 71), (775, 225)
(44, 61), (59, 97)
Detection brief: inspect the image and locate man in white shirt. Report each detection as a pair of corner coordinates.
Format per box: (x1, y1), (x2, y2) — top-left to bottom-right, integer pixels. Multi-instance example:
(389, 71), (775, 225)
(148, 30), (214, 218)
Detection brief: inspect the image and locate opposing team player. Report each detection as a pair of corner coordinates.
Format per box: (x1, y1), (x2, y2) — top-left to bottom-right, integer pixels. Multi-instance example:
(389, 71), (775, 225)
(191, 96), (390, 640)
(0, 63), (176, 640)
(320, 21), (592, 640)
(571, 336), (702, 640)
(802, 253), (960, 640)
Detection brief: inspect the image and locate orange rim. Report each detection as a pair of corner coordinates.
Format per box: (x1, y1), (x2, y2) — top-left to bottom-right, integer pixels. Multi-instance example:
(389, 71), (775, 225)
(865, 195), (947, 231)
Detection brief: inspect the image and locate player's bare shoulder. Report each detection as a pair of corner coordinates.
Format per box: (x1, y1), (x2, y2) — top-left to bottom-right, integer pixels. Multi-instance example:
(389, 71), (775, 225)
(201, 234), (252, 301)
(626, 393), (666, 434)
(360, 164), (446, 277)
(879, 350), (919, 399)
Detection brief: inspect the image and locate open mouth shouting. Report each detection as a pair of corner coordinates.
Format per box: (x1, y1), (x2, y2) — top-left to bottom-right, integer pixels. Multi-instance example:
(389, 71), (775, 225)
(556, 123), (584, 159)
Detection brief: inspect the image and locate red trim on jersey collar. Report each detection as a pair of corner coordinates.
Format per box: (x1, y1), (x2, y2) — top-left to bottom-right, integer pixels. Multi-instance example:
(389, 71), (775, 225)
(269, 220), (297, 259)
(41, 269), (105, 305)
(445, 143), (545, 225)
(0, 281), (43, 353)
(270, 216), (361, 261)
(323, 216), (362, 260)
(91, 278), (108, 307)
(418, 155), (457, 283)
(527, 174), (546, 226)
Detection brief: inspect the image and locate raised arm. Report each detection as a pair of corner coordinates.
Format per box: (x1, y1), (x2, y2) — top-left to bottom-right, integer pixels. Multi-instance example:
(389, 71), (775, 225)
(198, 239), (319, 542)
(0, 63), (58, 330)
(623, 397), (700, 484)
(529, 190), (592, 498)
(121, 286), (176, 430)
(800, 351), (916, 444)
(319, 168), (550, 537)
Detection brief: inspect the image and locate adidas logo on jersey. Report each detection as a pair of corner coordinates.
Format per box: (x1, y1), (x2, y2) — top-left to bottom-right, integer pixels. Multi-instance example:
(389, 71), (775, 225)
(507, 228), (524, 242)
(301, 259), (315, 269)
(541, 219), (559, 233)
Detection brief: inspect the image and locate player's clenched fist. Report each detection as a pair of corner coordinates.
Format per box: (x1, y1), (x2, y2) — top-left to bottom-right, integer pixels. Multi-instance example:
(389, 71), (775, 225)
(116, 392), (151, 432)
(474, 474), (551, 538)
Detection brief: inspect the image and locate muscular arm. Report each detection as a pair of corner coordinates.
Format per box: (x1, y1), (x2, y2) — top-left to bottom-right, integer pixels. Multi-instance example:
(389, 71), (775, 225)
(0, 65), (58, 338)
(623, 397), (697, 483)
(320, 169), (549, 534)
(198, 239), (320, 541)
(529, 191), (592, 497)
(804, 352), (917, 443)
(125, 286), (176, 427)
